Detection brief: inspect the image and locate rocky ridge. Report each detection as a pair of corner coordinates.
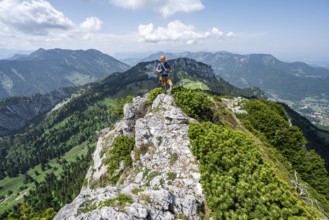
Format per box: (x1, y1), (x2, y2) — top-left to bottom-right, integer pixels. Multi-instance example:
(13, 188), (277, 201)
(54, 93), (205, 219)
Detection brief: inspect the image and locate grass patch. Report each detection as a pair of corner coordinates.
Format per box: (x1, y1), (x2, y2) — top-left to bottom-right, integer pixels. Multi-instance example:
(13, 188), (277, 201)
(77, 199), (97, 215)
(63, 142), (89, 162)
(169, 152), (178, 166)
(145, 171), (161, 186)
(131, 187), (144, 195)
(167, 172), (177, 181)
(177, 79), (210, 91)
(103, 136), (135, 185)
(99, 194), (133, 209)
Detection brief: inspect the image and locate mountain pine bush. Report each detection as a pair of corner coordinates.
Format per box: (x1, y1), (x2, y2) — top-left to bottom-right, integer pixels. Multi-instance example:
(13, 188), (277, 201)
(238, 99), (329, 212)
(172, 89), (327, 218)
(173, 86), (213, 121)
(189, 122), (320, 219)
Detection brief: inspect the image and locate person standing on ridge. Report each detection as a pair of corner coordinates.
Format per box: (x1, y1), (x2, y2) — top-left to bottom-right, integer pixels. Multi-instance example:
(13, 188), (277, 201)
(156, 55), (173, 95)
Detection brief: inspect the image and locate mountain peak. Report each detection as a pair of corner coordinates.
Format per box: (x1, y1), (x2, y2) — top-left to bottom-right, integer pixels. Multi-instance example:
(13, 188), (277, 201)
(129, 57), (216, 80)
(54, 93), (204, 219)
(29, 48), (46, 57)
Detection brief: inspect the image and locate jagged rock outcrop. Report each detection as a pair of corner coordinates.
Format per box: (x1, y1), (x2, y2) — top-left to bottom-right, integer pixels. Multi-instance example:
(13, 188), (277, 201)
(55, 94), (205, 220)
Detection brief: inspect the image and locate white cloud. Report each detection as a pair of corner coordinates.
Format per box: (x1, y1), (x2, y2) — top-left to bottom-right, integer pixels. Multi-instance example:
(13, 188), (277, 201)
(111, 0), (204, 17)
(0, 0), (105, 50)
(0, 0), (74, 35)
(80, 17), (103, 31)
(138, 20), (226, 44)
(226, 32), (236, 38)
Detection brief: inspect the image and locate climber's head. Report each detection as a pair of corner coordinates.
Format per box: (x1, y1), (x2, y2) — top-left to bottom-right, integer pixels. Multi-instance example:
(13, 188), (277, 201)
(160, 55), (166, 63)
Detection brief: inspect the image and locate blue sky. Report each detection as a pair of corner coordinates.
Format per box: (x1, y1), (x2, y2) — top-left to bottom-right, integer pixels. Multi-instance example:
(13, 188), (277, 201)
(0, 0), (328, 61)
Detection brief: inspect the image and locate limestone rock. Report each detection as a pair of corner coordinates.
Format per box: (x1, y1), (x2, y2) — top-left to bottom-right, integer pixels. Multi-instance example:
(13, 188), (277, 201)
(221, 97), (248, 114)
(54, 93), (205, 220)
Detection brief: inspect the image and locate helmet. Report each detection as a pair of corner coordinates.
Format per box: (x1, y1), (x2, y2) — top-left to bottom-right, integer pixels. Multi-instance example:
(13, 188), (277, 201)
(160, 55), (166, 60)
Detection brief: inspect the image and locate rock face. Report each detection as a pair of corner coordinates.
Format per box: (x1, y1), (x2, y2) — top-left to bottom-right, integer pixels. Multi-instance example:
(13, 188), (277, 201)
(54, 94), (205, 220)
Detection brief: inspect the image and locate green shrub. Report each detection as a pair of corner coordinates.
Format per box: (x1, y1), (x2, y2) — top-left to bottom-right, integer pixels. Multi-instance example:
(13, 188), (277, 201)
(237, 99), (289, 140)
(147, 87), (163, 105)
(188, 122), (320, 219)
(173, 86), (213, 121)
(104, 135), (135, 184)
(239, 99), (329, 211)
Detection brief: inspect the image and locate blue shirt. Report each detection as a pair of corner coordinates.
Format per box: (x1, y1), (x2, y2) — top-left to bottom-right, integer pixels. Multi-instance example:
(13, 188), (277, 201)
(157, 62), (170, 77)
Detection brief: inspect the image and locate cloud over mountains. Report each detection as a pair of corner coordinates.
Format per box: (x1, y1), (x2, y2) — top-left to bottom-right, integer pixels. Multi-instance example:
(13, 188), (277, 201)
(139, 20), (233, 44)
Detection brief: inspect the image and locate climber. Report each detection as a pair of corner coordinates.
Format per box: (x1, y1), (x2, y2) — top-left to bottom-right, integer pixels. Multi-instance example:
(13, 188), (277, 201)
(155, 55), (173, 95)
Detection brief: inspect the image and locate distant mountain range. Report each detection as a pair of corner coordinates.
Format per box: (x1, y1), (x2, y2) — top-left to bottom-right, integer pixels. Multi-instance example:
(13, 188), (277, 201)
(131, 51), (329, 125)
(0, 48), (130, 98)
(0, 48), (32, 60)
(135, 51), (329, 101)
